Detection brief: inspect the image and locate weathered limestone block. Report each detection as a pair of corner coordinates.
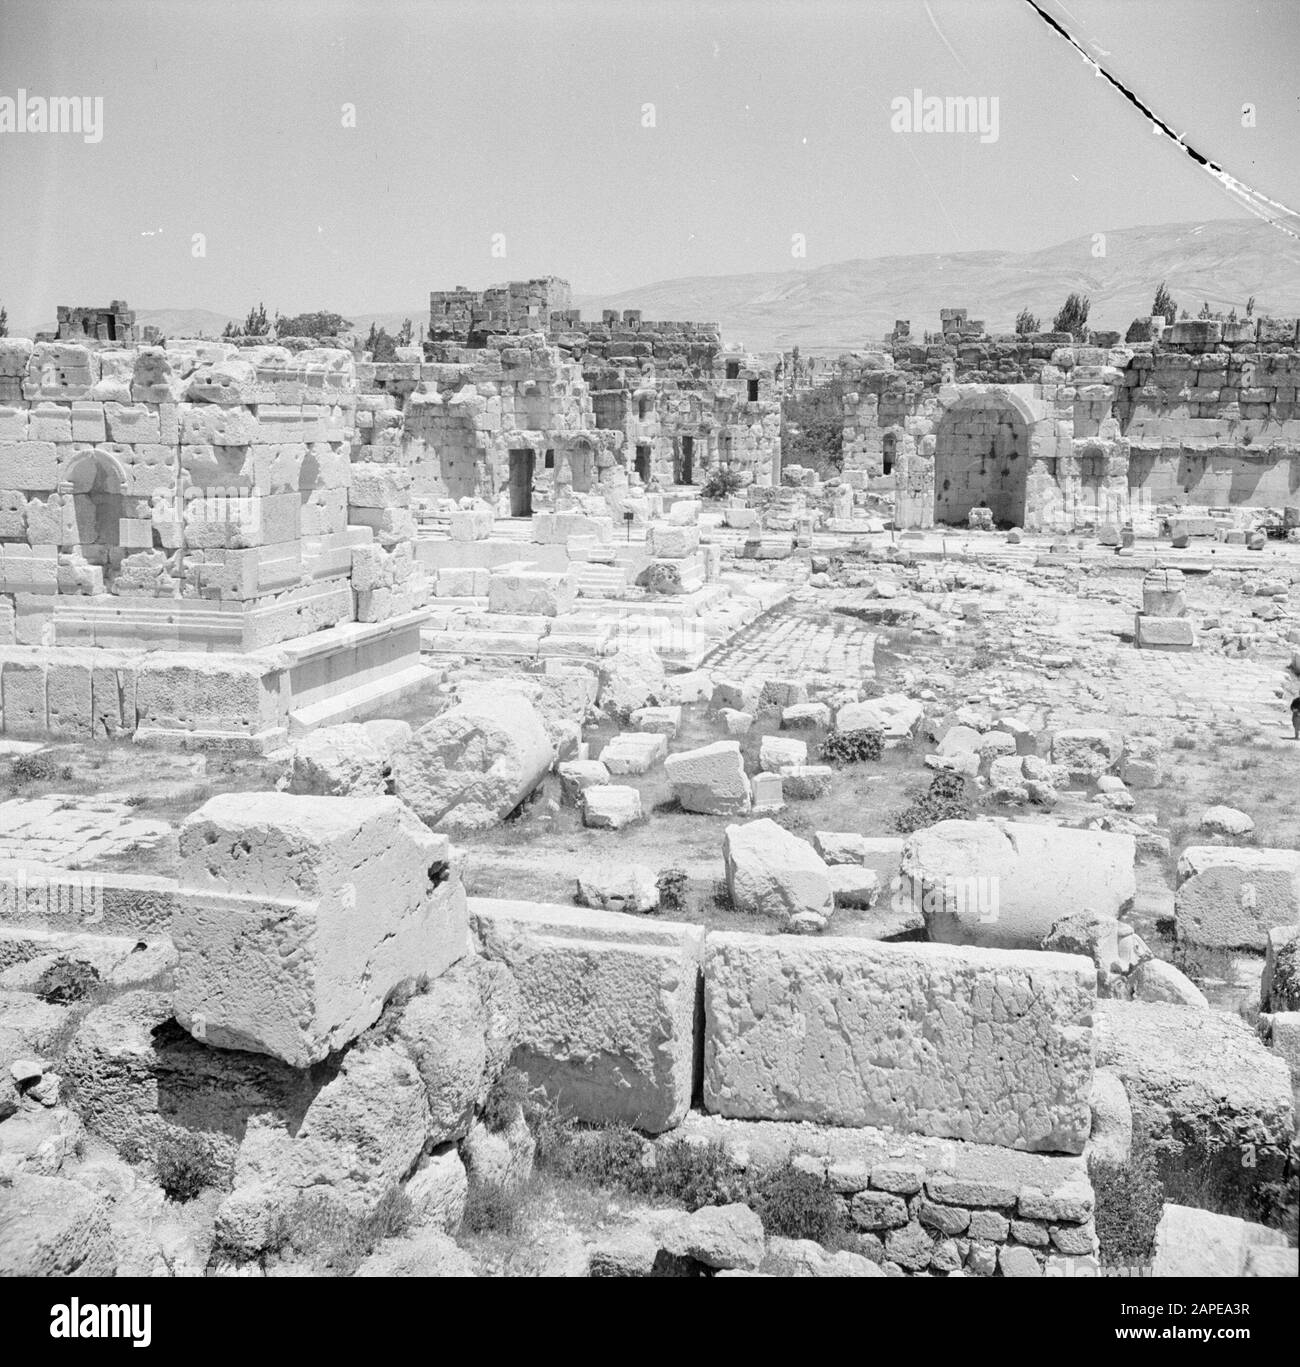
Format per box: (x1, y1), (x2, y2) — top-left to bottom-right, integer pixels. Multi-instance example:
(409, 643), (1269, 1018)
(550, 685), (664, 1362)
(836, 693), (921, 738)
(281, 719), (411, 797)
(60, 990), (315, 1167)
(1095, 999), (1294, 1185)
(1050, 728), (1123, 781)
(703, 933), (1095, 1151)
(1175, 846), (1300, 950)
(557, 759), (610, 804)
(630, 704), (681, 737)
(0, 1174), (117, 1276)
(394, 956), (522, 1145)
(219, 1041), (431, 1246)
(600, 731), (667, 775)
(1150, 1203), (1290, 1278)
(900, 820), (1135, 949)
(758, 734), (807, 771)
(575, 863), (659, 914)
(1135, 615), (1195, 650)
(392, 692), (552, 830)
(723, 818), (833, 922)
(487, 569), (575, 617)
(470, 898), (705, 1133)
(646, 522), (700, 559)
(665, 740), (752, 815)
(598, 648), (666, 719)
(581, 784), (644, 830)
(173, 793), (470, 1066)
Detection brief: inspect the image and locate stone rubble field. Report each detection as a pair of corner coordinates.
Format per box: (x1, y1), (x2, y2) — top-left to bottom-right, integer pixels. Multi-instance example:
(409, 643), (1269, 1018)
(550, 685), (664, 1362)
(2, 512), (1300, 1280)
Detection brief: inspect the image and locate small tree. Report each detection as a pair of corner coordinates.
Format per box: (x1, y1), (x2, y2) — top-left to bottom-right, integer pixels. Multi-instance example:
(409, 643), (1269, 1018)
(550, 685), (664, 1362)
(1197, 300), (1213, 320)
(274, 310), (352, 340)
(365, 323), (396, 362)
(1052, 293), (1090, 341)
(0, 303), (8, 338)
(1152, 281), (1176, 325)
(1245, 295), (1256, 318)
(397, 318), (413, 347)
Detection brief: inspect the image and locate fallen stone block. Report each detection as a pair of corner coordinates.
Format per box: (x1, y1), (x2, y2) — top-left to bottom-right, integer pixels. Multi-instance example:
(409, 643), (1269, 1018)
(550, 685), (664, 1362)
(557, 759), (610, 805)
(600, 731), (667, 775)
(1050, 729), (1123, 782)
(470, 898), (705, 1133)
(0, 1173), (117, 1276)
(630, 704), (681, 737)
(281, 719), (411, 797)
(1095, 999), (1294, 1187)
(900, 820), (1136, 949)
(703, 933), (1095, 1151)
(836, 693), (922, 738)
(1175, 846), (1300, 951)
(575, 863), (659, 914)
(758, 735), (806, 772)
(723, 818), (832, 922)
(1150, 1203), (1290, 1277)
(392, 690), (552, 830)
(582, 785), (643, 829)
(665, 740), (751, 816)
(173, 792), (470, 1066)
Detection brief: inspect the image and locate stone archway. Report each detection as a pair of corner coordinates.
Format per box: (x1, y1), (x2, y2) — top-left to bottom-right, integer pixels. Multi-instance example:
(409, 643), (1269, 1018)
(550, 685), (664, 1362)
(933, 394), (1030, 527)
(63, 450), (131, 592)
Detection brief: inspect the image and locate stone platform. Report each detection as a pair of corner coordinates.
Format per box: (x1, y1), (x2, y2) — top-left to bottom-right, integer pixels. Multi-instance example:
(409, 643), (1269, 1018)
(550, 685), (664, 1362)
(0, 610), (436, 751)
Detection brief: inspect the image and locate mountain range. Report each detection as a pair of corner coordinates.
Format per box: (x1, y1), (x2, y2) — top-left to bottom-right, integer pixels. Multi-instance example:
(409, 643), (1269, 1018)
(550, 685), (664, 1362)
(13, 218), (1300, 354)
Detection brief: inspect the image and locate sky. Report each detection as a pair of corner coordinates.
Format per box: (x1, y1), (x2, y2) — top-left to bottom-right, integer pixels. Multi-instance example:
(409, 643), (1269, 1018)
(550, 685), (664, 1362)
(1, 0), (1298, 328)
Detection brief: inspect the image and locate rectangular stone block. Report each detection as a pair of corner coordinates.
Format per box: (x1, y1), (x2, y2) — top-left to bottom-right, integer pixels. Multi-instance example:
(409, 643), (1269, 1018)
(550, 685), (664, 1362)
(45, 660), (93, 739)
(470, 897), (704, 1133)
(1175, 846), (1300, 950)
(174, 792), (470, 1067)
(1, 659), (48, 735)
(703, 933), (1095, 1152)
(0, 441), (58, 492)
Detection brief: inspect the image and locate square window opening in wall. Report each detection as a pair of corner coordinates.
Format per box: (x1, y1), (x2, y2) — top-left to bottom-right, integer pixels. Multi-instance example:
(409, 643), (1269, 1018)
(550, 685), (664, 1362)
(747, 379), (759, 402)
(544, 450), (555, 469)
(725, 361), (740, 380)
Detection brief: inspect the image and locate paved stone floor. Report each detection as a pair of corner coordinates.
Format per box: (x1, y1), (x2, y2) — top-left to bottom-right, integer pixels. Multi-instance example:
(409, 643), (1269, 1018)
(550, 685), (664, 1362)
(0, 796), (171, 867)
(704, 602), (877, 687)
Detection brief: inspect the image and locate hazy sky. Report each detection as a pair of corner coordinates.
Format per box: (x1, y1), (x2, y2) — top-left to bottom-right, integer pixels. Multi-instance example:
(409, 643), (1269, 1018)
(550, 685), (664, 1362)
(1, 0), (1297, 327)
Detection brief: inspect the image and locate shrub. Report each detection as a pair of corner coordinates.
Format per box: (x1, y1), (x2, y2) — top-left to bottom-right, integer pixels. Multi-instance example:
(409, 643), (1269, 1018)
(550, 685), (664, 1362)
(1014, 308), (1040, 336)
(819, 727), (883, 764)
(1088, 1137), (1165, 1266)
(524, 1089), (578, 1172)
(460, 1178), (526, 1235)
(481, 1066), (528, 1134)
(35, 957), (101, 1005)
(781, 379), (846, 477)
(1053, 291), (1091, 341)
(1271, 937), (1300, 1010)
(656, 867), (688, 916)
(562, 1124), (653, 1189)
(701, 467), (745, 500)
(10, 753), (73, 785)
(645, 1139), (745, 1210)
(748, 1161), (845, 1242)
(1171, 735), (1196, 751)
(154, 1131), (220, 1203)
(893, 771), (972, 834)
(269, 1186), (413, 1274)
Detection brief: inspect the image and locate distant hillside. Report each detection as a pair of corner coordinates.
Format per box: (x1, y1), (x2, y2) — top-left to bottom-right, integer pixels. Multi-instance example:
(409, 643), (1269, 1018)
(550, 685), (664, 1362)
(11, 218), (1298, 353)
(575, 218), (1300, 352)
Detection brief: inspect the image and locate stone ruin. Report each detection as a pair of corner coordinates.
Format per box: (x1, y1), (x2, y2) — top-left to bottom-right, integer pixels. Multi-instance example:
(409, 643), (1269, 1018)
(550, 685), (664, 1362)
(828, 309), (1300, 537)
(0, 280), (1297, 1284)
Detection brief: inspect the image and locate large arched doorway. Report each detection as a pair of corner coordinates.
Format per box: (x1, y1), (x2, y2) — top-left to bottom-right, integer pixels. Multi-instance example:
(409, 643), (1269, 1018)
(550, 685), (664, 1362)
(933, 395), (1029, 527)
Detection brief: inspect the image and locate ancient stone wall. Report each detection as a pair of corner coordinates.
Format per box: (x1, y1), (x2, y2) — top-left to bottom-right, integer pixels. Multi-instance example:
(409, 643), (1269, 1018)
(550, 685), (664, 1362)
(839, 310), (1300, 529)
